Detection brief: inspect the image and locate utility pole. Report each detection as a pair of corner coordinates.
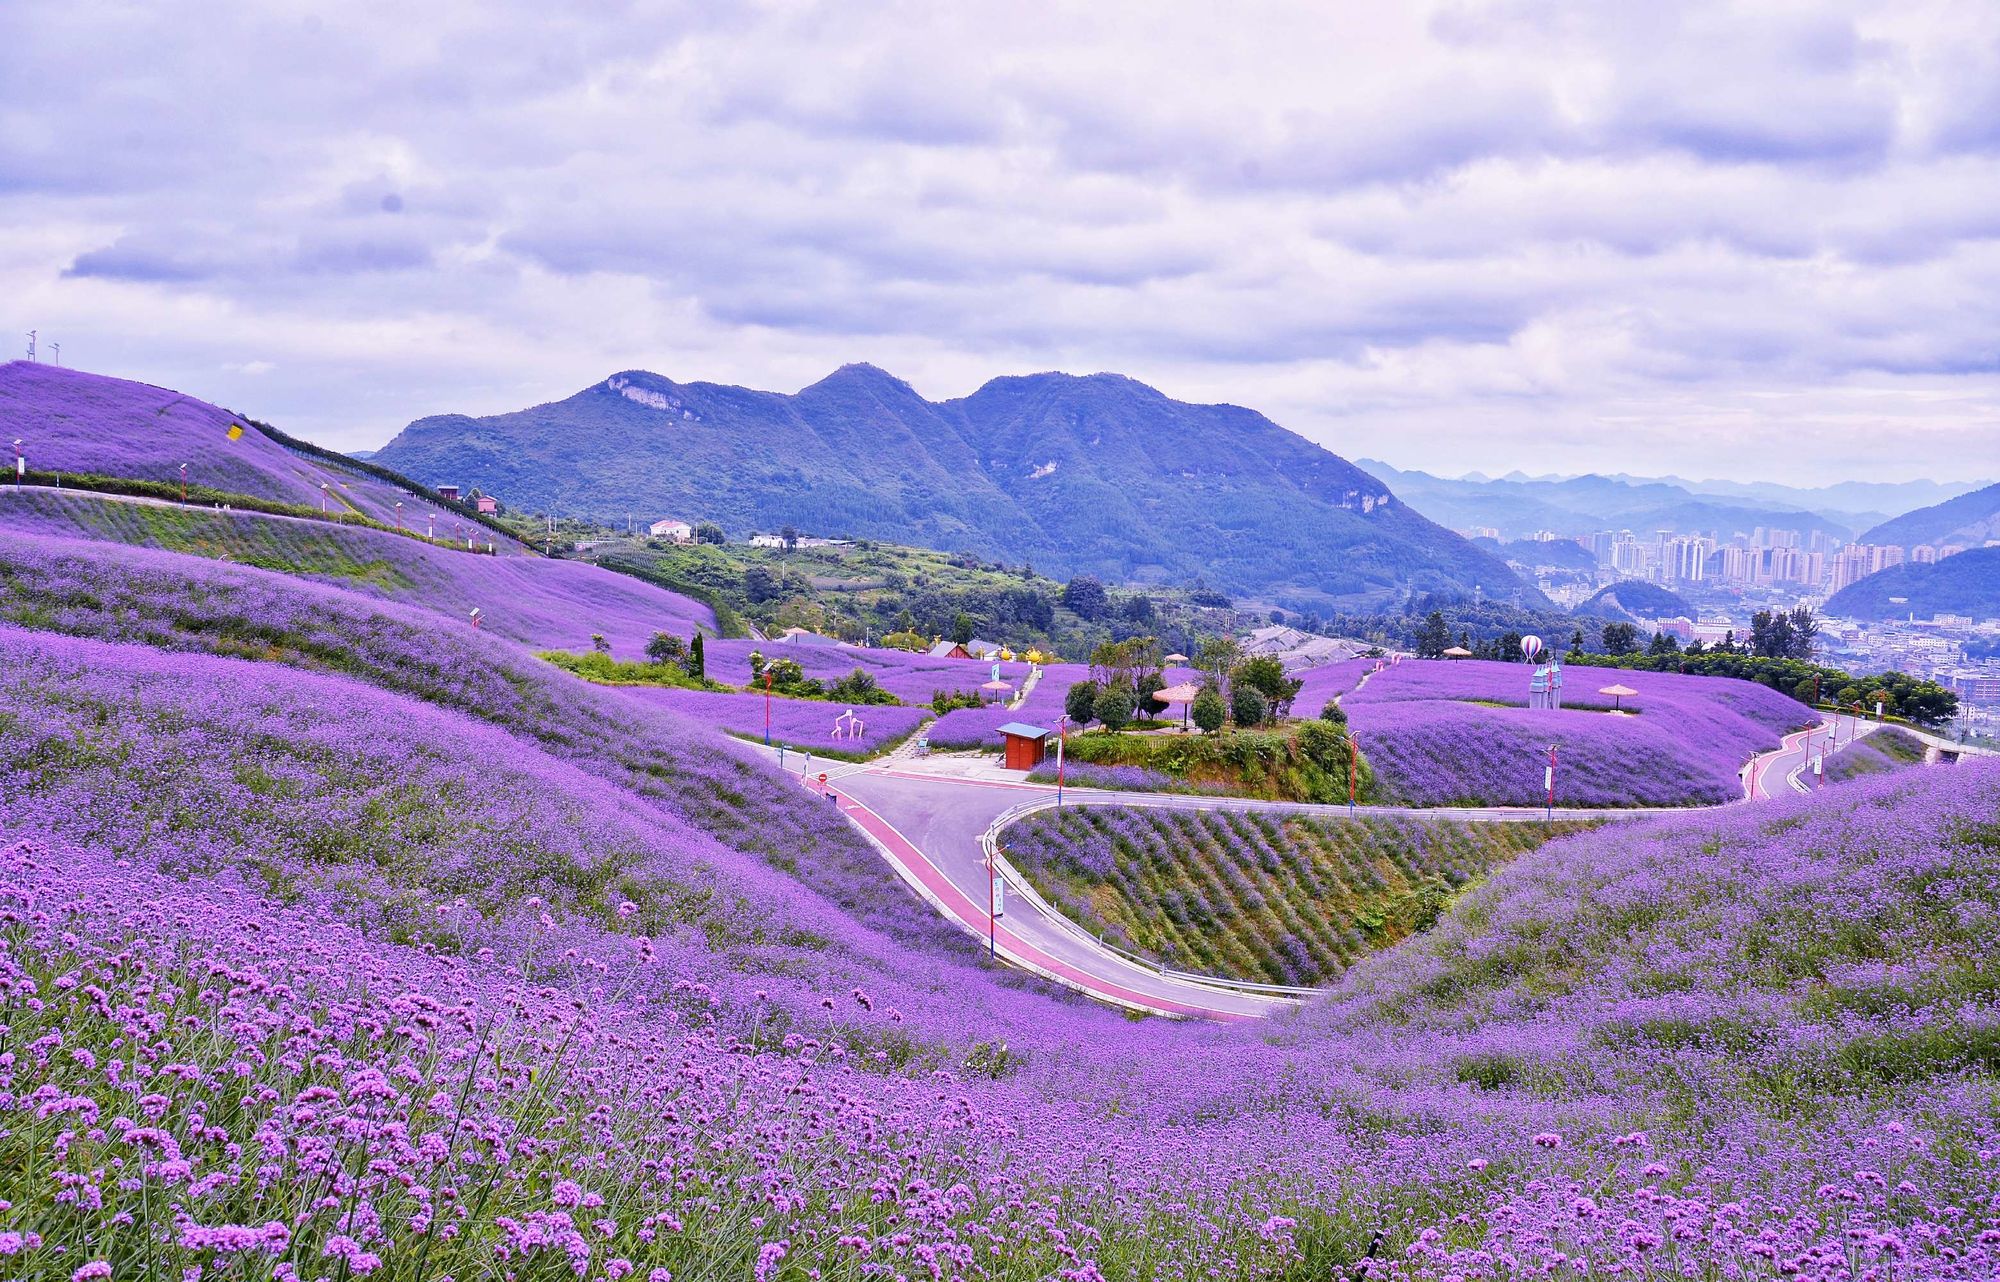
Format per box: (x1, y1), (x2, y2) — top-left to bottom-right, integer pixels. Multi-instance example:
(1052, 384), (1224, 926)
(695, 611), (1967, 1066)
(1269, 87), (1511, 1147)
(1544, 743), (1557, 822)
(49, 342), (58, 366)
(24, 331), (35, 362)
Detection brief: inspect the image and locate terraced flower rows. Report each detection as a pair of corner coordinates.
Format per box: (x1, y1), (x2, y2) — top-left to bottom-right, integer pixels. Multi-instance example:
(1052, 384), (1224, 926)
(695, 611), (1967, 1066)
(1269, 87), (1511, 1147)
(1006, 806), (1589, 986)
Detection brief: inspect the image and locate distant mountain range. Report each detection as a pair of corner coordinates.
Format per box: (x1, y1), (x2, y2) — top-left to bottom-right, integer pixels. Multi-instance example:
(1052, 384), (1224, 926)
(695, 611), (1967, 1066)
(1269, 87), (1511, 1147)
(373, 365), (1538, 610)
(1859, 480), (2000, 550)
(1451, 469), (1985, 531)
(1824, 547), (2000, 621)
(1358, 461), (1878, 543)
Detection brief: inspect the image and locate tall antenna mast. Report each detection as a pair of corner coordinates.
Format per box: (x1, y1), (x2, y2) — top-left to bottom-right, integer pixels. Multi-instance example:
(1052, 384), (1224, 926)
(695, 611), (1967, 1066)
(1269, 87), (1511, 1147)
(25, 331), (35, 361)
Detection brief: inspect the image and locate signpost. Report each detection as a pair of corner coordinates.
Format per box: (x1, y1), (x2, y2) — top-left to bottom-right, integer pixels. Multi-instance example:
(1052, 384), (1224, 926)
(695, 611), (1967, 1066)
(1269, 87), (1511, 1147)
(763, 671), (774, 746)
(1544, 743), (1558, 821)
(1349, 734), (1359, 814)
(12, 439), (22, 491)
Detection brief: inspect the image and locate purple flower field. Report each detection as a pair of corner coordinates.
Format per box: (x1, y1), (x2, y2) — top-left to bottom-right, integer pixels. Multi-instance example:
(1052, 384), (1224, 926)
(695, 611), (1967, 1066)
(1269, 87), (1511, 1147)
(0, 362), (476, 532)
(1289, 657), (1376, 717)
(614, 686), (929, 756)
(1344, 658), (1814, 807)
(0, 496), (716, 655)
(703, 638), (1051, 705)
(2, 499), (1998, 1278)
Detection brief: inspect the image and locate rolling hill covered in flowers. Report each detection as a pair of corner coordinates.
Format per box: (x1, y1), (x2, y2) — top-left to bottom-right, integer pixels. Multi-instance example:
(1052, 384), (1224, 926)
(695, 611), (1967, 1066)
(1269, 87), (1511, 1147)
(0, 372), (1996, 1280)
(1345, 658), (1813, 807)
(0, 361), (497, 538)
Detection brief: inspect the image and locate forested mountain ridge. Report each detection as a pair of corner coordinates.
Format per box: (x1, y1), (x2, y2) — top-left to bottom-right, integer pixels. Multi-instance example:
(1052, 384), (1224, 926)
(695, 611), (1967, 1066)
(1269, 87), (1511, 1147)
(1860, 480), (2000, 550)
(1824, 546), (2000, 621)
(375, 365), (1538, 609)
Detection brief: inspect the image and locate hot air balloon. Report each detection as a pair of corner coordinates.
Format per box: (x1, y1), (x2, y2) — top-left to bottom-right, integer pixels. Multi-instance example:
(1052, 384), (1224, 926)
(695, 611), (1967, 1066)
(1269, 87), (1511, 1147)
(1521, 634), (1544, 662)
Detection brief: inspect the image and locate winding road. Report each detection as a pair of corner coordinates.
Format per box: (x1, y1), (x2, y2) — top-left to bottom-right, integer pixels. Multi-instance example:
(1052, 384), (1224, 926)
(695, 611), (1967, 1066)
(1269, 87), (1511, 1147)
(750, 706), (1917, 1020)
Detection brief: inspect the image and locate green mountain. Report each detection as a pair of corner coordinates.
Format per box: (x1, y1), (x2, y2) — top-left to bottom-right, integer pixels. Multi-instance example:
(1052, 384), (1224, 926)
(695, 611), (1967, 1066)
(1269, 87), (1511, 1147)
(1824, 547), (2000, 621)
(374, 365), (1538, 609)
(1860, 480), (2000, 550)
(1575, 580), (1696, 622)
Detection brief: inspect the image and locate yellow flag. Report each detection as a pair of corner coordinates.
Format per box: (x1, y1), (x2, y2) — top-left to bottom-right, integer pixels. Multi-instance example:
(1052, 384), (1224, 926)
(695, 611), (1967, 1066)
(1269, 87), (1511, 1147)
(226, 423), (244, 441)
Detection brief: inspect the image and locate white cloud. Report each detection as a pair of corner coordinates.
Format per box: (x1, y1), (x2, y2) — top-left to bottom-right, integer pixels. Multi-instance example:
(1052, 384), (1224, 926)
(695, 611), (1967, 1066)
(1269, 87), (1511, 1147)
(0, 0), (1995, 484)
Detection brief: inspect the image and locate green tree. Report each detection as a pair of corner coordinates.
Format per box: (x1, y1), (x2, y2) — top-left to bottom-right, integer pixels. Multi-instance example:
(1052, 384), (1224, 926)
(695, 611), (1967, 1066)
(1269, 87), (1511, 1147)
(687, 632), (705, 679)
(829, 669), (894, 705)
(590, 633), (610, 654)
(1062, 575), (1109, 621)
(951, 613), (975, 645)
(1191, 686), (1227, 734)
(1319, 701), (1348, 725)
(779, 523), (800, 548)
(645, 631), (686, 664)
(693, 521), (726, 544)
(1233, 655), (1302, 715)
(1135, 671), (1168, 720)
(1195, 635), (1243, 687)
(1414, 611), (1451, 659)
(1568, 628), (1585, 656)
(1065, 680), (1101, 726)
(744, 567), (781, 604)
(1646, 630), (1680, 656)
(1230, 684), (1269, 727)
(1600, 621), (1640, 655)
(1096, 685), (1136, 732)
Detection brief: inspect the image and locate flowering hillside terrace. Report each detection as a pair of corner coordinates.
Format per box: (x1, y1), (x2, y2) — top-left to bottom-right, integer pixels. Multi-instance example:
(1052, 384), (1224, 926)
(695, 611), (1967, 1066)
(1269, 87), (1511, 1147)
(1343, 658), (1814, 807)
(615, 686), (929, 758)
(3, 685), (1997, 1278)
(0, 361), (479, 533)
(0, 493), (715, 654)
(0, 526), (1997, 1279)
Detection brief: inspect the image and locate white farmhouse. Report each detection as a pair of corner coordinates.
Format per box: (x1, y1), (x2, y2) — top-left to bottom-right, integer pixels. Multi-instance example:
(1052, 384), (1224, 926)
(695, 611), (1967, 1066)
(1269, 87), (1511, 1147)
(648, 518), (693, 543)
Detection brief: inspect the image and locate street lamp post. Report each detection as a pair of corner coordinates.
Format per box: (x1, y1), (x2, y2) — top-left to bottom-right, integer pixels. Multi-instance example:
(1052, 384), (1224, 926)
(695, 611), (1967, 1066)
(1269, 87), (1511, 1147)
(763, 671), (773, 746)
(395, 500), (403, 531)
(987, 843), (1004, 959)
(179, 463), (188, 505)
(1055, 715), (1067, 808)
(1349, 733), (1359, 814)
(12, 438), (22, 491)
(1544, 743), (1558, 822)
(320, 483), (329, 514)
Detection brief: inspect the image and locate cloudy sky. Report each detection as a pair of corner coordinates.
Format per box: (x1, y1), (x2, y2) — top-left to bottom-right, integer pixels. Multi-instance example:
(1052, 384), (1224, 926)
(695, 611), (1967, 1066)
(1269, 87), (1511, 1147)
(4, 1), (1997, 484)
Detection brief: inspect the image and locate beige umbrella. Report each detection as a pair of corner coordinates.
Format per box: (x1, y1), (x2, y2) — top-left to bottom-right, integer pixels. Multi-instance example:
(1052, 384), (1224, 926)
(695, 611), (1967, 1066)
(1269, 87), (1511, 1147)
(1442, 645), (1473, 658)
(1155, 680), (1202, 728)
(1598, 682), (1639, 711)
(981, 677), (1013, 704)
(1163, 652), (1190, 664)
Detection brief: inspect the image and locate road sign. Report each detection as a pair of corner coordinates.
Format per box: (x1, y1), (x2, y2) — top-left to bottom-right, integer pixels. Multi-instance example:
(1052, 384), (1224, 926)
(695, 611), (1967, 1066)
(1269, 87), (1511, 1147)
(993, 878), (1006, 918)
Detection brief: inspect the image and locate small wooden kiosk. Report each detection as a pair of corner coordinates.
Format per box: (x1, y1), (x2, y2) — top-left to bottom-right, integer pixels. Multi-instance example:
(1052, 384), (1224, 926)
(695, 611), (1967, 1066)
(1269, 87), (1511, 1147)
(996, 722), (1052, 771)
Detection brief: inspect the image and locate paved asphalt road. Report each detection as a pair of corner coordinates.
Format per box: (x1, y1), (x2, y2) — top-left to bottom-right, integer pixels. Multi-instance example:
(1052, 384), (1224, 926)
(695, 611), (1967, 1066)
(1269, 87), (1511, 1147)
(752, 713), (1881, 1020)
